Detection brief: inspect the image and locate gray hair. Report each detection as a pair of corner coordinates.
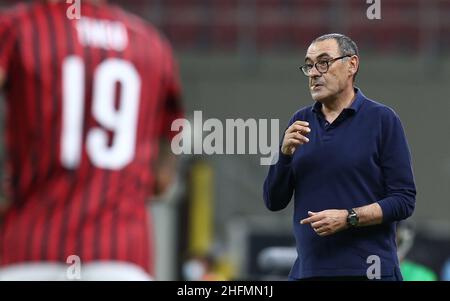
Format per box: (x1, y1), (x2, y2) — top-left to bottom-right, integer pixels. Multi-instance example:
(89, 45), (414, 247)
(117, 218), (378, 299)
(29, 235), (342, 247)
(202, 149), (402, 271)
(312, 33), (359, 81)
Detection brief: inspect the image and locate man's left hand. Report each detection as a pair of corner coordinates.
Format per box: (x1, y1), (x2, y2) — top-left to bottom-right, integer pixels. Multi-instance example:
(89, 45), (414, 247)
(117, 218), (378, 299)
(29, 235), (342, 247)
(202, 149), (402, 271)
(300, 210), (348, 237)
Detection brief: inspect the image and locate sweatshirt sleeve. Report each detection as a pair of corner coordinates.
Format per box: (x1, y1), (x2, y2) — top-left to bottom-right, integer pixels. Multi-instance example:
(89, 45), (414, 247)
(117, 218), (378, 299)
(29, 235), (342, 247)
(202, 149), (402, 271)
(263, 115), (297, 211)
(376, 109), (416, 223)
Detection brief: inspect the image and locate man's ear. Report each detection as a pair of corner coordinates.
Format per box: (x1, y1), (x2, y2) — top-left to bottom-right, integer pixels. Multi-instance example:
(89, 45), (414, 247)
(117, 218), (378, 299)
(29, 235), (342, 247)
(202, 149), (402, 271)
(349, 55), (359, 78)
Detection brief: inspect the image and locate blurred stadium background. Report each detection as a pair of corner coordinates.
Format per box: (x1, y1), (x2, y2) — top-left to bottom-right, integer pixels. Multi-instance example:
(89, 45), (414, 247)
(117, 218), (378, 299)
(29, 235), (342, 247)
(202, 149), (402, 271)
(1, 0), (450, 280)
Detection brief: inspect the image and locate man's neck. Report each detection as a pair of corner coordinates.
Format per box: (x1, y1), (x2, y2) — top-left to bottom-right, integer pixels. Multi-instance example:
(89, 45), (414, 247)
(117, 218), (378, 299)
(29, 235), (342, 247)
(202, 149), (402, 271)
(321, 86), (356, 120)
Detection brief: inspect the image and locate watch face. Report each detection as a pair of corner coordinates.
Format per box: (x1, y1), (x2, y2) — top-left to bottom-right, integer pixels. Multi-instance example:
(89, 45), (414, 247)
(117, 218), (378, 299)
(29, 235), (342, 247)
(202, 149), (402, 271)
(348, 212), (358, 226)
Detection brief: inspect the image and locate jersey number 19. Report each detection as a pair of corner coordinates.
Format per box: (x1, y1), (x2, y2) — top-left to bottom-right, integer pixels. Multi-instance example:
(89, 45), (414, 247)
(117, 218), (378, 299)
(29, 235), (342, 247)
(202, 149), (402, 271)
(61, 56), (141, 170)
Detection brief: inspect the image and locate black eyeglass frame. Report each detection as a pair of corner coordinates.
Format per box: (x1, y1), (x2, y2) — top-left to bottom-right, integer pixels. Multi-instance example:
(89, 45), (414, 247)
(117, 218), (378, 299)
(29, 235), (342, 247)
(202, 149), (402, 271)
(300, 54), (353, 76)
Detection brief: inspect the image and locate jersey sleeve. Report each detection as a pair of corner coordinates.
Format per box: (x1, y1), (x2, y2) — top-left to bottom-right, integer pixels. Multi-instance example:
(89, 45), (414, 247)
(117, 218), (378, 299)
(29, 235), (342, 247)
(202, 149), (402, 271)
(0, 13), (18, 76)
(157, 39), (184, 141)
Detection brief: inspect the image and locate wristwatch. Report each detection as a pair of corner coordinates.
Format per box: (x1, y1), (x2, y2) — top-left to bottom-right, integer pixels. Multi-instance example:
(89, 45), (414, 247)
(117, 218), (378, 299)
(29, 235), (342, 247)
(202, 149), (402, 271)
(346, 209), (359, 228)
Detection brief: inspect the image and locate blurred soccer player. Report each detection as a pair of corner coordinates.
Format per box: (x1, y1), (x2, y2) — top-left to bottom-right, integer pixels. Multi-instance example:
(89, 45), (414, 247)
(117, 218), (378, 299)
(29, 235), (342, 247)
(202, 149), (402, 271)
(0, 0), (183, 280)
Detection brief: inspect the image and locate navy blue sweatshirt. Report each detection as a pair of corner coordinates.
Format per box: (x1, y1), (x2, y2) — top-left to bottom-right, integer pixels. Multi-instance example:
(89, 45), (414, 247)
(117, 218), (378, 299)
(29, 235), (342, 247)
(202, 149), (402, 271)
(263, 88), (416, 279)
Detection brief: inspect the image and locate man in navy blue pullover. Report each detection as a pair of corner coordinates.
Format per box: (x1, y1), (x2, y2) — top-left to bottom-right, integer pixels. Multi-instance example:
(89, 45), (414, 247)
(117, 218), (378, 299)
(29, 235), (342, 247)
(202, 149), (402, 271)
(263, 33), (416, 281)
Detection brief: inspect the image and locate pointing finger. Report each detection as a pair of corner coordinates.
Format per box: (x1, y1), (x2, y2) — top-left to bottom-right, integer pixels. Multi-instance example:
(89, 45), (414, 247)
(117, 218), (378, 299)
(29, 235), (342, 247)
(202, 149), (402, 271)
(300, 213), (322, 225)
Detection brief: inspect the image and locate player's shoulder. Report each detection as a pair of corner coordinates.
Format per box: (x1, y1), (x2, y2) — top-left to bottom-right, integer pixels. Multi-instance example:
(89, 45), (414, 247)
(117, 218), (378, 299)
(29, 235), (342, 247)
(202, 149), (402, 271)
(361, 93), (400, 120)
(0, 2), (33, 23)
(109, 4), (168, 48)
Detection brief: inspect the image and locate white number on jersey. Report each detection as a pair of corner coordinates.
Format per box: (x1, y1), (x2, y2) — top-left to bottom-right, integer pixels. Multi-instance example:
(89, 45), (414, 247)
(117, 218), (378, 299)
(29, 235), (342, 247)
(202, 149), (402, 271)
(61, 56), (141, 170)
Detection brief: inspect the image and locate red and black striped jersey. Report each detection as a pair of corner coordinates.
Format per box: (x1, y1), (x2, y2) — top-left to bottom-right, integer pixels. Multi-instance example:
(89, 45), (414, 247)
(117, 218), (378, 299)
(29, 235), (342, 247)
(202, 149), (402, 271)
(0, 1), (183, 274)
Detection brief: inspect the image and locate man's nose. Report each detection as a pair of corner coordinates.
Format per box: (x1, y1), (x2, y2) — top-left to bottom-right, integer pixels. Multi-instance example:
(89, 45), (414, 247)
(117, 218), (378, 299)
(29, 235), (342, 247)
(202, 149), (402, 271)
(308, 65), (322, 78)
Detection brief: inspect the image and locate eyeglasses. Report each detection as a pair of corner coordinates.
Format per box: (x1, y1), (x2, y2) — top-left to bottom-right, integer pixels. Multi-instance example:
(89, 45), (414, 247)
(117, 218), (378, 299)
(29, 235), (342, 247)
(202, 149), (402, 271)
(300, 55), (352, 76)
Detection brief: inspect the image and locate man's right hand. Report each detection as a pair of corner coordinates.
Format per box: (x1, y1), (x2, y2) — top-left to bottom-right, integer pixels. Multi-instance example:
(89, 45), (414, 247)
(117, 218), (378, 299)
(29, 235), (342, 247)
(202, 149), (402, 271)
(281, 120), (311, 156)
